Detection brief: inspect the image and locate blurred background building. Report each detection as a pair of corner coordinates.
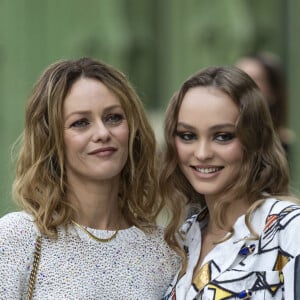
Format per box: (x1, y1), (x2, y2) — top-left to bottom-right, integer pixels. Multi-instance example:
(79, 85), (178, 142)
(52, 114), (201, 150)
(0, 0), (299, 215)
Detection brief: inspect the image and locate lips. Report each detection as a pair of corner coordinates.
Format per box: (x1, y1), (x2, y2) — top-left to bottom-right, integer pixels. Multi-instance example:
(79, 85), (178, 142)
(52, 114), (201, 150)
(88, 147), (117, 155)
(192, 166), (223, 174)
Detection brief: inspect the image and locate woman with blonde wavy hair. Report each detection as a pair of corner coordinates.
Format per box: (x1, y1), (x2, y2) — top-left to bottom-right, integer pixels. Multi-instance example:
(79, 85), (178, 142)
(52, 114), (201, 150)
(0, 57), (180, 299)
(160, 66), (300, 299)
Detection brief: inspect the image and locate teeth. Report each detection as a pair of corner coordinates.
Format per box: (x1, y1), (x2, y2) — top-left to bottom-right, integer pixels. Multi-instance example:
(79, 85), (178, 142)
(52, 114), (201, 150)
(195, 167), (220, 173)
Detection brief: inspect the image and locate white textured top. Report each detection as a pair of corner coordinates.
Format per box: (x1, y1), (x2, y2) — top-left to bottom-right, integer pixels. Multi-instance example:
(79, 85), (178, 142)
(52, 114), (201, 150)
(0, 211), (181, 299)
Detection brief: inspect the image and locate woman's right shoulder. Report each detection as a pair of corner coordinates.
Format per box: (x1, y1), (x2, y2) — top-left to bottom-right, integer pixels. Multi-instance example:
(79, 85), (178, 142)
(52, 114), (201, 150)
(0, 211), (38, 241)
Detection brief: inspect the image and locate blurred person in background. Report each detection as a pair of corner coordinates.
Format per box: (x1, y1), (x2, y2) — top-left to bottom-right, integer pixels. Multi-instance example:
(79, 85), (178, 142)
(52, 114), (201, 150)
(235, 51), (295, 158)
(0, 57), (180, 299)
(160, 66), (300, 299)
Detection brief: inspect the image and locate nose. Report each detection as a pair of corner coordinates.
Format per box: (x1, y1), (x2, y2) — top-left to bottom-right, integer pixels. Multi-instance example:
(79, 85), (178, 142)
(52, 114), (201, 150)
(92, 121), (110, 142)
(194, 140), (213, 161)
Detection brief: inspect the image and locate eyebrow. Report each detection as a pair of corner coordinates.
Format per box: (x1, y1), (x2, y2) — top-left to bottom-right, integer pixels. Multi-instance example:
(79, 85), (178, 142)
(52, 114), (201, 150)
(65, 104), (123, 120)
(176, 122), (236, 131)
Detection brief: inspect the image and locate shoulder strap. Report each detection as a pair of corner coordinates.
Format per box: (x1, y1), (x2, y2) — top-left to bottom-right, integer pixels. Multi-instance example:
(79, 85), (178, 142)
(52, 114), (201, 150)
(27, 236), (42, 300)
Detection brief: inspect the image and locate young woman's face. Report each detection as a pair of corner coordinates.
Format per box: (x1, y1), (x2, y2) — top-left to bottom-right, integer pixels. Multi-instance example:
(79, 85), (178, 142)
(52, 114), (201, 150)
(63, 78), (129, 184)
(175, 86), (243, 201)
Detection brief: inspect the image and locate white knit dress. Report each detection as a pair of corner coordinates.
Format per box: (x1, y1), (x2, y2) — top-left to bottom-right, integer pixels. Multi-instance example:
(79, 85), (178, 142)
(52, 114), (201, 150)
(0, 211), (181, 299)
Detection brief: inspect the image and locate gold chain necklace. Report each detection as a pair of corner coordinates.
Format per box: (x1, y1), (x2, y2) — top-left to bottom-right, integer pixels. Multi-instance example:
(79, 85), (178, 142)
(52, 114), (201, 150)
(71, 220), (119, 243)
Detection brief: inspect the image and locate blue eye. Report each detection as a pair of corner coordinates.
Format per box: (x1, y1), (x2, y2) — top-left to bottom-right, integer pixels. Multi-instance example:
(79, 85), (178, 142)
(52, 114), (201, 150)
(176, 131), (196, 141)
(71, 119), (90, 128)
(105, 114), (124, 124)
(215, 133), (235, 142)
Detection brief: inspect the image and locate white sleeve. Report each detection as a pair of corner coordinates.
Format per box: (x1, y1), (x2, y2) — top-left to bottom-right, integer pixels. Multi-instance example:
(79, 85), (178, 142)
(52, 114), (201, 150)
(278, 204), (300, 299)
(0, 212), (37, 299)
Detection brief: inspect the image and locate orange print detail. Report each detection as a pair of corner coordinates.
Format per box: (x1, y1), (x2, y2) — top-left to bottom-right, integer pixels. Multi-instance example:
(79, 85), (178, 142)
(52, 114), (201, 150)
(264, 215), (278, 231)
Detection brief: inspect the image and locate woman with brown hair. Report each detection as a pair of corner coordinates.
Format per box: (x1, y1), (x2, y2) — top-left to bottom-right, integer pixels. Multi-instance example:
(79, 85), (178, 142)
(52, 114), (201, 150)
(160, 66), (300, 299)
(236, 52), (295, 157)
(0, 57), (180, 299)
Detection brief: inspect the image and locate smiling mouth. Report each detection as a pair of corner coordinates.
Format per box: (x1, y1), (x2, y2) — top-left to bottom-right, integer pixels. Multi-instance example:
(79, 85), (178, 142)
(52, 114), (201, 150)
(193, 166), (223, 174)
(89, 147), (117, 155)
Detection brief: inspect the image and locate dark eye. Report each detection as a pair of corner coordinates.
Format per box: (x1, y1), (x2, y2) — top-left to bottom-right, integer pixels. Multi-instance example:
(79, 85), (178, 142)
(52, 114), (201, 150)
(215, 133), (235, 142)
(105, 114), (124, 124)
(71, 119), (90, 128)
(176, 131), (197, 141)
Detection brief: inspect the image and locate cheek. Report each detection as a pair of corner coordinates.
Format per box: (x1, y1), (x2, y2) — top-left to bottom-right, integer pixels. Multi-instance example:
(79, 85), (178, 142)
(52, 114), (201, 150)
(175, 138), (188, 163)
(224, 141), (243, 165)
(63, 133), (86, 154)
(63, 134), (72, 153)
(118, 126), (129, 146)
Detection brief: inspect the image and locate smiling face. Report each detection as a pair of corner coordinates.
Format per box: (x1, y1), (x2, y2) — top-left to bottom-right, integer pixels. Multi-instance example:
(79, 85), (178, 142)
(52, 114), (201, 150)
(175, 86), (243, 201)
(63, 78), (129, 185)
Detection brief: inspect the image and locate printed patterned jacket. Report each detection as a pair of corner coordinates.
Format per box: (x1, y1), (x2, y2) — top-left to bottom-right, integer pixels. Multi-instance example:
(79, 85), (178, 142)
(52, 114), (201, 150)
(163, 198), (300, 300)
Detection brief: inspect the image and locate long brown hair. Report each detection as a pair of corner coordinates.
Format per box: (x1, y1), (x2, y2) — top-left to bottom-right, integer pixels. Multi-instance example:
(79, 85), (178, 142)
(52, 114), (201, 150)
(13, 57), (159, 237)
(159, 66), (290, 267)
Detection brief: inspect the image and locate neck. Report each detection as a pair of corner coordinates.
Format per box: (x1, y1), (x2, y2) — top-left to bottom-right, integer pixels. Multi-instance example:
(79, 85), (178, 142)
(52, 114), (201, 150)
(67, 176), (124, 230)
(204, 194), (250, 232)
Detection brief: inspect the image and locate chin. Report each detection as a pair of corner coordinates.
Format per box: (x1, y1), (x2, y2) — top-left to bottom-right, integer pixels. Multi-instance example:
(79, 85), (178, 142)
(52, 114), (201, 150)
(192, 186), (222, 197)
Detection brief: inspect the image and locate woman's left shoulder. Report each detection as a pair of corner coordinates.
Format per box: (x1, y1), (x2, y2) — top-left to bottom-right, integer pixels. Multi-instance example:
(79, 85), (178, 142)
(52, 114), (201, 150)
(144, 225), (168, 242)
(264, 197), (300, 216)
(260, 197), (300, 236)
(145, 226), (175, 248)
(139, 225), (181, 263)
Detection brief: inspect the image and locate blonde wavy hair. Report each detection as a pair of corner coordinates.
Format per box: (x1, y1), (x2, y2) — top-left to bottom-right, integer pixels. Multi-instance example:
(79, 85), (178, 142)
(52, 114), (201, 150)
(13, 57), (159, 237)
(159, 66), (293, 268)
